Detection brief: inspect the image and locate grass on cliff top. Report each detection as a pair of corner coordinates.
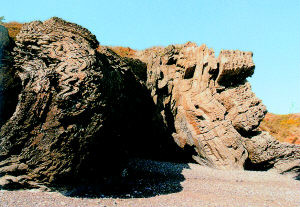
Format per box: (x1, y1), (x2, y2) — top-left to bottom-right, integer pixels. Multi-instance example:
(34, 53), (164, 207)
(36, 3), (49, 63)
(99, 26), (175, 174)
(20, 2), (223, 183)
(3, 22), (23, 41)
(259, 113), (300, 144)
(3, 22), (137, 58)
(109, 46), (137, 58)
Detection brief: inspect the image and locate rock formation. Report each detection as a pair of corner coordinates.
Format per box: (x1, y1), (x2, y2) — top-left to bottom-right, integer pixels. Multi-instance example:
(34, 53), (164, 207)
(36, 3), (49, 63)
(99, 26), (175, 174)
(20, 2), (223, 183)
(0, 18), (299, 189)
(134, 43), (300, 175)
(0, 26), (10, 124)
(0, 26), (9, 49)
(244, 132), (300, 177)
(0, 26), (21, 127)
(0, 18), (190, 189)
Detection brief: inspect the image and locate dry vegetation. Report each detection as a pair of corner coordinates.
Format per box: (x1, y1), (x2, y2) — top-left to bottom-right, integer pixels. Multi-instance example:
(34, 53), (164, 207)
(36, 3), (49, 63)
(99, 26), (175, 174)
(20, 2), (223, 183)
(4, 23), (136, 59)
(109, 46), (137, 58)
(259, 113), (300, 144)
(3, 22), (23, 40)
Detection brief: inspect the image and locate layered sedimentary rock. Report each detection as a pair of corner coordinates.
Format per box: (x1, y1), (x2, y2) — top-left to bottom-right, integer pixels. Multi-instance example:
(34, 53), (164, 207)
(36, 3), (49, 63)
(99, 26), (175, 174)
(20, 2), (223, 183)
(0, 18), (299, 189)
(134, 43), (259, 169)
(0, 18), (131, 188)
(244, 132), (300, 177)
(134, 43), (299, 173)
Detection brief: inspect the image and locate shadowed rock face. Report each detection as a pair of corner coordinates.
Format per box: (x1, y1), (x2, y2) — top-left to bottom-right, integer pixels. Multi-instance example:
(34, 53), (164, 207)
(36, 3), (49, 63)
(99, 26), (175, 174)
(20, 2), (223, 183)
(0, 26), (9, 50)
(0, 26), (21, 127)
(0, 26), (10, 124)
(0, 18), (299, 189)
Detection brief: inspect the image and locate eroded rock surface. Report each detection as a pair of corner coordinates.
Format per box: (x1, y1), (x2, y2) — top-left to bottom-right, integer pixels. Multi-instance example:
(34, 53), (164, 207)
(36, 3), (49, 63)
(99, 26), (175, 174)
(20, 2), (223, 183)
(0, 18), (191, 189)
(0, 18), (128, 188)
(134, 43), (258, 169)
(0, 18), (299, 189)
(244, 131), (300, 178)
(134, 42), (299, 174)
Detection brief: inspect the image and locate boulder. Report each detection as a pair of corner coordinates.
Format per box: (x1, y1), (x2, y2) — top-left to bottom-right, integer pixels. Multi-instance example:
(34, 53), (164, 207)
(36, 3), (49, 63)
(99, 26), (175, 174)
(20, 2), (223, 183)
(243, 131), (300, 178)
(0, 17), (127, 188)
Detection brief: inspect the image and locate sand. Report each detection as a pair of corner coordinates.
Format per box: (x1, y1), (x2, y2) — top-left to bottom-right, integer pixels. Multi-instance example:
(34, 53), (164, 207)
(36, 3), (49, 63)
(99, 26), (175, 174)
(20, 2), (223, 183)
(0, 159), (299, 207)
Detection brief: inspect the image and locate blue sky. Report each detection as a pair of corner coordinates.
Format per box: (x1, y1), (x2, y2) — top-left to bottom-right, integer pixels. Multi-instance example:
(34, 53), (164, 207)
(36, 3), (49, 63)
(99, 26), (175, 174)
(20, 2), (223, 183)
(1, 0), (299, 114)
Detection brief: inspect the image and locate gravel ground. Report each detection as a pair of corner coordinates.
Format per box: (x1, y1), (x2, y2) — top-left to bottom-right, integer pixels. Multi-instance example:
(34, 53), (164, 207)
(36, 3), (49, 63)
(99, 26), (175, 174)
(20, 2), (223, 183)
(0, 159), (299, 207)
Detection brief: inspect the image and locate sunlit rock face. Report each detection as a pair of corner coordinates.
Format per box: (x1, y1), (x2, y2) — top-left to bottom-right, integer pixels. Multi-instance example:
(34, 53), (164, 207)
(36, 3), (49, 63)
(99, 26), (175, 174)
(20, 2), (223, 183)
(0, 18), (299, 190)
(134, 43), (263, 169)
(134, 43), (299, 176)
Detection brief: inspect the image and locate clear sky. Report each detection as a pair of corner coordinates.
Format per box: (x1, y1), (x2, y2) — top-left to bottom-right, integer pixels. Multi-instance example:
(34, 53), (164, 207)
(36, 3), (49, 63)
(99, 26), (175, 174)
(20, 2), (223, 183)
(1, 0), (299, 114)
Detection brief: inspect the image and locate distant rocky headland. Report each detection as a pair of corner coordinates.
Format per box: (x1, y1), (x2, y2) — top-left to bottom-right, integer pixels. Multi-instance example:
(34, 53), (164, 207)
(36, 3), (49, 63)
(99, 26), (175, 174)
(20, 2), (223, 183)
(0, 17), (299, 190)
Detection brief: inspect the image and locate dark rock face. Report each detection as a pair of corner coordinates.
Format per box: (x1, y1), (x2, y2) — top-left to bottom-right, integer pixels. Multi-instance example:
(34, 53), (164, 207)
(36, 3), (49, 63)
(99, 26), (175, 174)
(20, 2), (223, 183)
(0, 26), (21, 128)
(0, 18), (299, 189)
(0, 26), (10, 124)
(0, 26), (9, 50)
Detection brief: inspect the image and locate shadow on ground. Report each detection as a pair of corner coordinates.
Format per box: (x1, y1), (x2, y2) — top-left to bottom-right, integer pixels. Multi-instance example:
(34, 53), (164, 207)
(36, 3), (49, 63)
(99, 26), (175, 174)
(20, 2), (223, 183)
(54, 159), (191, 199)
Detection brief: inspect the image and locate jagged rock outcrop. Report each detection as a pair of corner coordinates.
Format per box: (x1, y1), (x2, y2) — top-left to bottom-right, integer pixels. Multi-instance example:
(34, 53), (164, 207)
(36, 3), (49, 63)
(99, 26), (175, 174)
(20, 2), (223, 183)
(0, 18), (299, 189)
(134, 43), (262, 169)
(134, 42), (300, 173)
